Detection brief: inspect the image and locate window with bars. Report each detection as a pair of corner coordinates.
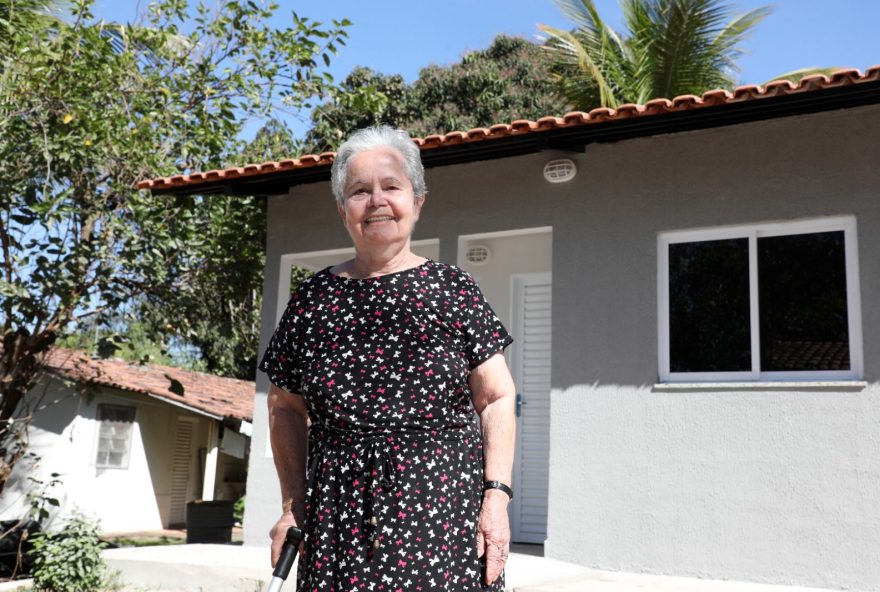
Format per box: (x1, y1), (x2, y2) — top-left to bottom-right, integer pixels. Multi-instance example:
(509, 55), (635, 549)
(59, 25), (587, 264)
(658, 216), (863, 382)
(95, 404), (136, 469)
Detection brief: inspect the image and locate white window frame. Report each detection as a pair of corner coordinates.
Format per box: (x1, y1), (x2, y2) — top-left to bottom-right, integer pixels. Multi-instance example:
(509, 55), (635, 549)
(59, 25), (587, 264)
(658, 215), (863, 383)
(95, 404), (136, 469)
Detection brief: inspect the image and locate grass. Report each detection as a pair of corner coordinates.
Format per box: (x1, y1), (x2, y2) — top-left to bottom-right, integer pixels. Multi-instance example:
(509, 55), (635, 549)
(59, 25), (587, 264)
(102, 535), (185, 548)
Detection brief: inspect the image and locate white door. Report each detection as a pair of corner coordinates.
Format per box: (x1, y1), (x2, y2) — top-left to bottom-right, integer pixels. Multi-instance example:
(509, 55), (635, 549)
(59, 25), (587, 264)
(509, 273), (552, 544)
(168, 417), (194, 526)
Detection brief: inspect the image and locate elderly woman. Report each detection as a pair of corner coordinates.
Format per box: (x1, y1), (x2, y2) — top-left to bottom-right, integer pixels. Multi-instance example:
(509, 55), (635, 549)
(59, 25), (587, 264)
(260, 125), (516, 591)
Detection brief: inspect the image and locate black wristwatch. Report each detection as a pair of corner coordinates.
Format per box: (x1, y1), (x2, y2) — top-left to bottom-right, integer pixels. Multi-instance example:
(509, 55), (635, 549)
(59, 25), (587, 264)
(483, 480), (513, 500)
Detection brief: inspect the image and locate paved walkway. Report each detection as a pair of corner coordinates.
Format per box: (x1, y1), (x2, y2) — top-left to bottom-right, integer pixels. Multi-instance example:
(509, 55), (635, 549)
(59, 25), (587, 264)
(98, 543), (844, 592)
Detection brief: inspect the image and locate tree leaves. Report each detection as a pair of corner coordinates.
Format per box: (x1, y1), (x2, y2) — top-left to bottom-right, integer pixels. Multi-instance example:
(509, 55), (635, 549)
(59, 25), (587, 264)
(303, 35), (572, 153)
(0, 0), (350, 492)
(540, 0), (775, 109)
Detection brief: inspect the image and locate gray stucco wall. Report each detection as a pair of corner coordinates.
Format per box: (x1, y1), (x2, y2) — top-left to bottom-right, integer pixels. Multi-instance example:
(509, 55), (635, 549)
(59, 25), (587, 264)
(542, 106), (880, 591)
(244, 104), (880, 591)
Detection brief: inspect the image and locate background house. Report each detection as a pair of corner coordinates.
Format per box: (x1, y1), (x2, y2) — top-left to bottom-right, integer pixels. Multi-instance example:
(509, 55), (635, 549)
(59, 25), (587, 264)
(142, 67), (880, 590)
(1, 348), (254, 533)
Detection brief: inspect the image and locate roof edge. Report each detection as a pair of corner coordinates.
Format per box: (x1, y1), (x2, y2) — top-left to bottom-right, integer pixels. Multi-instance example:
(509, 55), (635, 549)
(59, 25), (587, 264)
(140, 65), (880, 196)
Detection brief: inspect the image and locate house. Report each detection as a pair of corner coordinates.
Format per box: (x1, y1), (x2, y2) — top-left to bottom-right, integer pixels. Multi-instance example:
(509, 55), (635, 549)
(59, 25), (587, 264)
(141, 66), (880, 590)
(1, 348), (254, 533)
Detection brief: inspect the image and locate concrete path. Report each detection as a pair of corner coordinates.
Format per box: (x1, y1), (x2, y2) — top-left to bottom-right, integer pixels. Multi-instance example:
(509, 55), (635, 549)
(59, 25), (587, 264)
(511, 568), (845, 592)
(101, 544), (846, 592)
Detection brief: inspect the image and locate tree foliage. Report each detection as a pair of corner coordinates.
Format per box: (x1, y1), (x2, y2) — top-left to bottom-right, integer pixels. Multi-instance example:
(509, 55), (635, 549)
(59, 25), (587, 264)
(57, 317), (181, 368)
(0, 0), (349, 493)
(131, 118), (309, 381)
(137, 191), (267, 380)
(539, 0), (774, 109)
(304, 35), (572, 152)
(60, 117), (300, 380)
(305, 68), (411, 152)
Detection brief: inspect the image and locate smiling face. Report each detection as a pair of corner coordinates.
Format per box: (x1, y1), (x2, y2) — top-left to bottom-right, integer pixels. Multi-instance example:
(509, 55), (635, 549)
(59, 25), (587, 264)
(337, 147), (424, 253)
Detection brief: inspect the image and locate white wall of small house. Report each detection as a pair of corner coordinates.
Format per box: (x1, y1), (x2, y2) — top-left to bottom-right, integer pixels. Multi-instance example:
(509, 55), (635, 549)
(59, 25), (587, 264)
(1, 378), (237, 533)
(3, 379), (162, 531)
(246, 104), (880, 591)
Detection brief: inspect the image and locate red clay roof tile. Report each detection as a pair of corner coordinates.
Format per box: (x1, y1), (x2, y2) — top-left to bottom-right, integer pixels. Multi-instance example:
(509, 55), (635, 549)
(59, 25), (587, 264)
(700, 89), (733, 105)
(671, 95), (701, 109)
(761, 80), (795, 95)
(642, 98), (673, 115)
(137, 66), (880, 192)
(421, 135), (444, 148)
(561, 112), (588, 125)
(443, 131), (467, 144)
(731, 84), (763, 101)
(798, 74), (833, 91)
(613, 104), (643, 118)
(837, 70), (861, 83)
(42, 348), (254, 422)
(587, 106), (614, 122)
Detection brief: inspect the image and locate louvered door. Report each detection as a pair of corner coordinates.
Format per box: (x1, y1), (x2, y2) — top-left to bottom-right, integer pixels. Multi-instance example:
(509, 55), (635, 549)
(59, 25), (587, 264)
(510, 273), (552, 543)
(168, 418), (194, 527)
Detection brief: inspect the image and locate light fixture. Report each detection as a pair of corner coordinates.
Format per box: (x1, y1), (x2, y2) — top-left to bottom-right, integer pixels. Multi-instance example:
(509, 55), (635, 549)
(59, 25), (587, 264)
(543, 158), (577, 183)
(465, 244), (491, 266)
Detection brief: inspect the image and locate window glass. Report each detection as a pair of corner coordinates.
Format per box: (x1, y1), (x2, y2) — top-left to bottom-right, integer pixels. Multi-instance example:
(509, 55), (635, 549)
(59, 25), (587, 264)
(660, 218), (860, 382)
(668, 238), (751, 372)
(96, 405), (135, 469)
(758, 231), (849, 371)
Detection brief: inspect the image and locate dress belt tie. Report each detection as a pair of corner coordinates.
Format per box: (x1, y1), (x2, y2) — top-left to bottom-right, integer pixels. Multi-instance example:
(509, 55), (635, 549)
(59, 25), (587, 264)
(364, 435), (396, 553)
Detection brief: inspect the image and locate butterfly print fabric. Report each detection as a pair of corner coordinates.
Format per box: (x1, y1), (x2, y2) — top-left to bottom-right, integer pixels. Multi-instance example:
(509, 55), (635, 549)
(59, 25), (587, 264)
(260, 260), (513, 592)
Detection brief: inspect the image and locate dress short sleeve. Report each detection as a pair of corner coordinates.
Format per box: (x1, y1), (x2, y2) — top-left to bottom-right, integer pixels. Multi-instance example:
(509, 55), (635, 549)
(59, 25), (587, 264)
(455, 271), (514, 368)
(258, 284), (308, 394)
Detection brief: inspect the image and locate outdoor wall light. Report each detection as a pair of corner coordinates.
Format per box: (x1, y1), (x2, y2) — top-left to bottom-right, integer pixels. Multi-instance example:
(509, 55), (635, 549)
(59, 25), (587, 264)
(543, 158), (577, 183)
(464, 244), (491, 266)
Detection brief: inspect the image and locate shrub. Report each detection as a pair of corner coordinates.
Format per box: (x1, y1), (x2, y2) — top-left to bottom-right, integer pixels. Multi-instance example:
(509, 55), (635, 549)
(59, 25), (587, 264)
(233, 495), (246, 524)
(30, 514), (108, 592)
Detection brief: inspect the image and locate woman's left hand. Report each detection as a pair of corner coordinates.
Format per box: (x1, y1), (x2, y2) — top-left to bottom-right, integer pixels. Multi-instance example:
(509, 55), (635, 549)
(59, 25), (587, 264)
(476, 488), (511, 584)
(470, 352), (517, 585)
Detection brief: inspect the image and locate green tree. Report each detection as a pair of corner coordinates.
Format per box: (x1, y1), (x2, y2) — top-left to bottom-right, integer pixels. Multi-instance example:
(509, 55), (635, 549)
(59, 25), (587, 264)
(0, 0), (349, 493)
(60, 118), (300, 381)
(305, 35), (572, 152)
(305, 67), (411, 152)
(539, 0), (830, 110)
(57, 316), (181, 367)
(230, 118), (303, 166)
(0, 0), (66, 30)
(131, 118), (308, 381)
(137, 191), (266, 380)
(406, 35), (571, 138)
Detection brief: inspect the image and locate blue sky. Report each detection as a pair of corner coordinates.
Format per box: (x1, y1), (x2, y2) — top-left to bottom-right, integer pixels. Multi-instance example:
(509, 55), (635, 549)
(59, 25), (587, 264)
(95, 0), (880, 136)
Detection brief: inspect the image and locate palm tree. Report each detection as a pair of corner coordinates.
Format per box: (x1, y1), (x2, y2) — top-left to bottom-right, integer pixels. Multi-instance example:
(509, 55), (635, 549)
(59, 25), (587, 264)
(0, 0), (67, 32)
(0, 0), (66, 62)
(540, 0), (833, 110)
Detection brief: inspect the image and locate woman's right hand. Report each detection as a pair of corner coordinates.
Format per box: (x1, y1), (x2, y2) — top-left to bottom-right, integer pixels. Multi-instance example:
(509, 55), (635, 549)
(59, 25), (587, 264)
(269, 510), (304, 567)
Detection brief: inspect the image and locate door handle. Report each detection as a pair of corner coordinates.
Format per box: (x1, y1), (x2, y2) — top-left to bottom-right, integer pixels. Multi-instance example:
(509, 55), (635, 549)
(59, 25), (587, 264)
(515, 393), (526, 417)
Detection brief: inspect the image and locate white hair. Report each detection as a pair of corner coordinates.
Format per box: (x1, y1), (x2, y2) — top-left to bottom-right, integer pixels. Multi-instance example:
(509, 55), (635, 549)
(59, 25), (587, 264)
(330, 125), (426, 205)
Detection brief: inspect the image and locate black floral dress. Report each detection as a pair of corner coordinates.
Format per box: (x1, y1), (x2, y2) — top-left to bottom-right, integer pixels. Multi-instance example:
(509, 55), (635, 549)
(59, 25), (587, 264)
(260, 260), (513, 592)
